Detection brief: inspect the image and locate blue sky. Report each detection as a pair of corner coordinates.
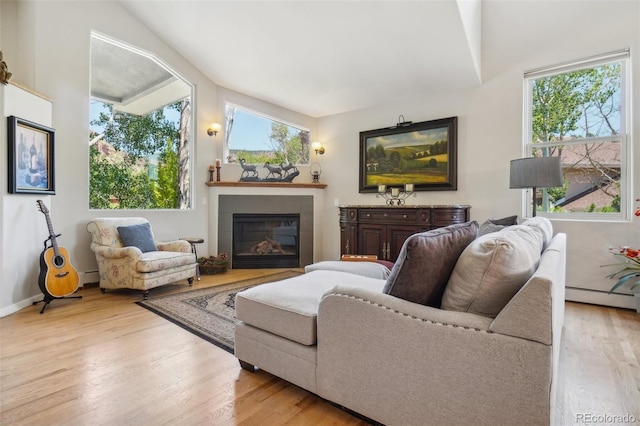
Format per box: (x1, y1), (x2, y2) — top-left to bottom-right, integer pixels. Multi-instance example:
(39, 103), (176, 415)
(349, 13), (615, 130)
(229, 109), (274, 151)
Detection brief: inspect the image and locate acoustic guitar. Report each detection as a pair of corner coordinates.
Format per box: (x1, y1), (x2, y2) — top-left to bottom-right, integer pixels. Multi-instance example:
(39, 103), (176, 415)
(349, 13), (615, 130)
(36, 200), (80, 298)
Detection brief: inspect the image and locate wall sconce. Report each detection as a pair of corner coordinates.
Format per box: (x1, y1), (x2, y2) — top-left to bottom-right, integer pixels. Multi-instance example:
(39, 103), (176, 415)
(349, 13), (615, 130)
(207, 122), (221, 137)
(312, 141), (325, 155)
(377, 184), (416, 206)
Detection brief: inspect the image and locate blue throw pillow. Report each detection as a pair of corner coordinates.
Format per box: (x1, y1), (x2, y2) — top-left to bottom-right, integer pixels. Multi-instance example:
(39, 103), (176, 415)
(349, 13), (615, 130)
(117, 222), (157, 253)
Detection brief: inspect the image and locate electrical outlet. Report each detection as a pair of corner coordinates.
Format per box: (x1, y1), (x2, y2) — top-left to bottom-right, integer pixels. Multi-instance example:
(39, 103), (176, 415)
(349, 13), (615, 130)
(202, 197), (207, 206)
(334, 198), (340, 207)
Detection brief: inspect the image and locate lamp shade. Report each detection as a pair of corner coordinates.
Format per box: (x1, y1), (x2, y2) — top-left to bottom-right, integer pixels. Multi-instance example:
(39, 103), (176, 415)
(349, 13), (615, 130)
(509, 157), (563, 189)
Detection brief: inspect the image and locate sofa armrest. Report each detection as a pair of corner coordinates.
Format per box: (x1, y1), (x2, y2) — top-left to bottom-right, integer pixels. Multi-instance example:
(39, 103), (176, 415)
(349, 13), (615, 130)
(157, 240), (191, 253)
(90, 242), (142, 260)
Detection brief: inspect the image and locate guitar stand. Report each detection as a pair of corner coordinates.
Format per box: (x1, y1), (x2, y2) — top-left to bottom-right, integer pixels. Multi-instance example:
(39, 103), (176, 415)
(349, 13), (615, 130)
(33, 293), (82, 314)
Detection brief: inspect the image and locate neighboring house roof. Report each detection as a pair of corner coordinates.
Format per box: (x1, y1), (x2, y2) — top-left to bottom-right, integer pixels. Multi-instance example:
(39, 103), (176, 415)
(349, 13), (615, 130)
(551, 140), (621, 168)
(537, 140), (621, 211)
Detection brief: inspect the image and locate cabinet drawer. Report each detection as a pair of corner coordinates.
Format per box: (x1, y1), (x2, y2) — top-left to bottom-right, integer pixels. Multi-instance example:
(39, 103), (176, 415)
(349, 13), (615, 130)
(359, 209), (418, 223)
(431, 208), (467, 224)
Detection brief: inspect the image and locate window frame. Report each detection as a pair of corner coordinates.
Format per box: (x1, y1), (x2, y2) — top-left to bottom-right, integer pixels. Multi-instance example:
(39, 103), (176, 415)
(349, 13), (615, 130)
(522, 50), (631, 222)
(223, 102), (311, 166)
(89, 32), (195, 210)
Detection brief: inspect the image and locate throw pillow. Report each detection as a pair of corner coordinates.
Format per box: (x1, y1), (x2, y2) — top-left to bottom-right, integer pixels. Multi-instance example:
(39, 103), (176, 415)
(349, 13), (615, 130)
(520, 216), (553, 250)
(441, 224), (545, 318)
(478, 215), (519, 236)
(117, 222), (158, 253)
(383, 221), (479, 308)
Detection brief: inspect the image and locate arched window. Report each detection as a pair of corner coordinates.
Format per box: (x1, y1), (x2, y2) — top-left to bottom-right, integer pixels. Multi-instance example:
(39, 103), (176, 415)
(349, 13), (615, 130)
(89, 32), (194, 209)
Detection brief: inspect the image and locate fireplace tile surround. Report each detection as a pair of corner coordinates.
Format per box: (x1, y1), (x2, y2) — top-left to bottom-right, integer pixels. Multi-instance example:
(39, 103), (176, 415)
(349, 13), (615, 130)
(208, 183), (326, 268)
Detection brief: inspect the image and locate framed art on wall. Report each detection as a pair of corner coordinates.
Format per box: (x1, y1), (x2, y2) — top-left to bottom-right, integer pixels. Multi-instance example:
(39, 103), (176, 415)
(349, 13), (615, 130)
(359, 116), (458, 192)
(7, 116), (56, 194)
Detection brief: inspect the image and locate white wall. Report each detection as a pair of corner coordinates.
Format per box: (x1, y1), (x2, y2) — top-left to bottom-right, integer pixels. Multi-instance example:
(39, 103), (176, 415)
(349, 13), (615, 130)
(0, 84), (54, 315)
(317, 0), (640, 309)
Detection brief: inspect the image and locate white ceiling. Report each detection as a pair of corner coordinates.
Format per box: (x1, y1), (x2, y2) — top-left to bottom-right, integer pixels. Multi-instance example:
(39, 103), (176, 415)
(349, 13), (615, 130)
(119, 0), (482, 118)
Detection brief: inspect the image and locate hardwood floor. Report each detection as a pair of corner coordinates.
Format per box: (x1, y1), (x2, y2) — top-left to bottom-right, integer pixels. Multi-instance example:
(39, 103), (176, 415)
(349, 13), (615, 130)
(1, 269), (638, 425)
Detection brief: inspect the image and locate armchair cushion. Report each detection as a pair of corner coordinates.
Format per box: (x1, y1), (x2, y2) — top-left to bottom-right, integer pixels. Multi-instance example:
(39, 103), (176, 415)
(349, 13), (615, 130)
(117, 222), (158, 253)
(137, 251), (197, 273)
(382, 221), (479, 308)
(442, 224), (545, 317)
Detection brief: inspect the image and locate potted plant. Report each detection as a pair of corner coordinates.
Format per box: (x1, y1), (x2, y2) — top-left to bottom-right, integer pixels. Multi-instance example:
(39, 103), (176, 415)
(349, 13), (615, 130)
(198, 252), (229, 274)
(604, 246), (640, 312)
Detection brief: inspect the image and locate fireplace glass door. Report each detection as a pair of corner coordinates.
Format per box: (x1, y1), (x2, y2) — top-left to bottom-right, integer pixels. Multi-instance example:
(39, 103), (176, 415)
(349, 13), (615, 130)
(232, 213), (300, 268)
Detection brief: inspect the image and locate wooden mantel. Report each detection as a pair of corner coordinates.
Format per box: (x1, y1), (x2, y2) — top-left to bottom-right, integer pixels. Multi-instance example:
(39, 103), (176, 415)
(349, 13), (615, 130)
(205, 181), (327, 189)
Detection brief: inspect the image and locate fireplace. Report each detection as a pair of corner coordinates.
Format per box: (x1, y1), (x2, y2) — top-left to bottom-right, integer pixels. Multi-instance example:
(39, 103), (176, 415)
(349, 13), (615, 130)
(232, 213), (300, 268)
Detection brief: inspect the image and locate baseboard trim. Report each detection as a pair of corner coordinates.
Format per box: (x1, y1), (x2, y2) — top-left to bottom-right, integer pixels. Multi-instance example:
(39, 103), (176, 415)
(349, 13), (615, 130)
(0, 294), (44, 318)
(565, 286), (636, 311)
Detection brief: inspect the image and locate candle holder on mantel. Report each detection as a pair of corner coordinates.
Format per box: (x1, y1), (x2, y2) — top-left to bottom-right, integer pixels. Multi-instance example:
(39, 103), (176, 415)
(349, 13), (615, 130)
(376, 184), (416, 206)
(214, 159), (222, 182)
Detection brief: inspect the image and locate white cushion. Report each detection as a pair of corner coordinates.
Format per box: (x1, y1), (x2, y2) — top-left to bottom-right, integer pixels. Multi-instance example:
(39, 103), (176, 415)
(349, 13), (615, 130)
(235, 270), (386, 345)
(441, 224), (545, 318)
(305, 261), (391, 279)
(520, 216), (553, 249)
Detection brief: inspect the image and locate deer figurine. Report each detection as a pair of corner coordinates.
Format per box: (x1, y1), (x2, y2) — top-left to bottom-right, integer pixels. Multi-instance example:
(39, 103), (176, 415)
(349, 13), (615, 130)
(280, 162), (298, 178)
(239, 158), (259, 178)
(264, 162), (282, 179)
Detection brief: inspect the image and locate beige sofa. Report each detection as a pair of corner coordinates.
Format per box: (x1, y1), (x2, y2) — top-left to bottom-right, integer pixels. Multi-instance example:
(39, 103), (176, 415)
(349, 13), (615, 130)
(235, 220), (566, 426)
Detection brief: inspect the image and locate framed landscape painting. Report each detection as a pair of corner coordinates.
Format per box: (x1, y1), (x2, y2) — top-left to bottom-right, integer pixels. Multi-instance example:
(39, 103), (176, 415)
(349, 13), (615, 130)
(359, 116), (457, 193)
(7, 116), (56, 194)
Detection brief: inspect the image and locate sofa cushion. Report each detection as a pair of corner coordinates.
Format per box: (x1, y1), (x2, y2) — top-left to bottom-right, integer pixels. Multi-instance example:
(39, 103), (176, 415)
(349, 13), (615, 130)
(305, 261), (391, 279)
(521, 216), (553, 249)
(235, 270), (386, 345)
(478, 215), (518, 236)
(117, 222), (157, 253)
(382, 221), (479, 308)
(441, 224), (545, 318)
(136, 251), (196, 273)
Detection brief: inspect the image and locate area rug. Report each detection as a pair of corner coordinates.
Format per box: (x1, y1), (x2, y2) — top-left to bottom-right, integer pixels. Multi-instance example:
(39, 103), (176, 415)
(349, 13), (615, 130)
(136, 270), (302, 353)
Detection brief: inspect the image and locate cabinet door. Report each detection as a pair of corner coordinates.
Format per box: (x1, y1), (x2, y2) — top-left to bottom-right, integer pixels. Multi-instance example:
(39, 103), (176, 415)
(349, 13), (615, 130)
(340, 223), (357, 255)
(388, 225), (420, 261)
(358, 224), (386, 259)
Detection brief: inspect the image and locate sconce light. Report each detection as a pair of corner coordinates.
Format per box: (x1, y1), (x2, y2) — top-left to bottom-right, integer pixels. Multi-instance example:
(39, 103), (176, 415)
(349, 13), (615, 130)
(207, 122), (222, 137)
(312, 141), (325, 155)
(390, 115), (412, 129)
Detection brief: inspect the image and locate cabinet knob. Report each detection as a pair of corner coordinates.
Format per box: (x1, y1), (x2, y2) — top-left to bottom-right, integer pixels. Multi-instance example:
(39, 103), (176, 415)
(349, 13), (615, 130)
(403, 214), (407, 218)
(384, 213), (388, 218)
(366, 213), (371, 218)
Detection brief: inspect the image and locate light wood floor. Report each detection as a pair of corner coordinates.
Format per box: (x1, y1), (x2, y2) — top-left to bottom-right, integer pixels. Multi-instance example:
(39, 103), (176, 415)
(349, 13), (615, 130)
(1, 269), (638, 425)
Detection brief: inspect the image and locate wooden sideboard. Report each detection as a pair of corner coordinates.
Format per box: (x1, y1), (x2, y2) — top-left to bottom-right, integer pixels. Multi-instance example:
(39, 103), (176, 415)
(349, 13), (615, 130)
(339, 205), (471, 262)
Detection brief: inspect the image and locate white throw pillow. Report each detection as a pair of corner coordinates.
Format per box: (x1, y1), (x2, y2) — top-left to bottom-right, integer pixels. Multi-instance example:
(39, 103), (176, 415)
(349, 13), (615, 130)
(441, 224), (545, 318)
(520, 216), (553, 250)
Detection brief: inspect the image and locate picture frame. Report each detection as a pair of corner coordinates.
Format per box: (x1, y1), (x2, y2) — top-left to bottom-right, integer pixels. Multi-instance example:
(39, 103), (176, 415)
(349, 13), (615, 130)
(7, 116), (56, 194)
(359, 116), (457, 193)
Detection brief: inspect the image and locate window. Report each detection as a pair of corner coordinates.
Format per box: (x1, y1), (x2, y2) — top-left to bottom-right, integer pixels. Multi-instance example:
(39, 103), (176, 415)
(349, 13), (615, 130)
(524, 50), (631, 220)
(89, 32), (193, 209)
(224, 103), (310, 165)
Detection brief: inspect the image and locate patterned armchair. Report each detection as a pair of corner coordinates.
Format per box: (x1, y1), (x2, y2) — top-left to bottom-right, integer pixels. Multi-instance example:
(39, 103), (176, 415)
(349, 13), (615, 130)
(87, 217), (196, 299)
